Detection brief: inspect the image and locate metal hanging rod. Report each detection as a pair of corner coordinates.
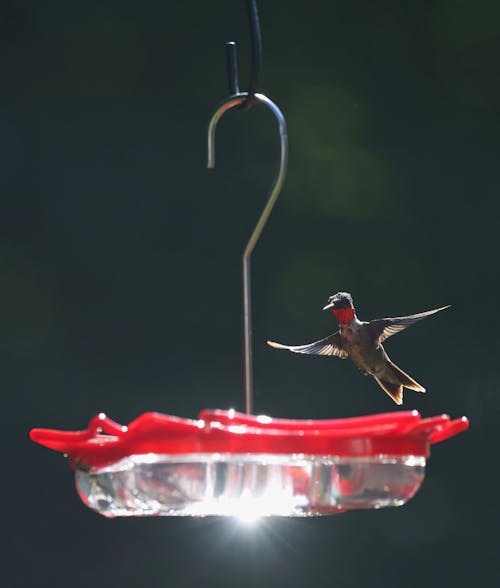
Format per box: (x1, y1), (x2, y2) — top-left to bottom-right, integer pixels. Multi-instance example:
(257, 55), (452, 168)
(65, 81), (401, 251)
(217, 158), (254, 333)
(207, 1), (288, 414)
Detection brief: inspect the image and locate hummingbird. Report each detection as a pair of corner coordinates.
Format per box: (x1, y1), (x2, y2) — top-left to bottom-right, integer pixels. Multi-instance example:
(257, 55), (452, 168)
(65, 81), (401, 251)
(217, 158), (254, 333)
(267, 292), (449, 405)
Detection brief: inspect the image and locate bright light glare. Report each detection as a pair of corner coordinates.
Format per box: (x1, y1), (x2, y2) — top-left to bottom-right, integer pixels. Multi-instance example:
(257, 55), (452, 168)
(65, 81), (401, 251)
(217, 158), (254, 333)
(187, 488), (299, 520)
(231, 488), (299, 522)
(234, 502), (264, 525)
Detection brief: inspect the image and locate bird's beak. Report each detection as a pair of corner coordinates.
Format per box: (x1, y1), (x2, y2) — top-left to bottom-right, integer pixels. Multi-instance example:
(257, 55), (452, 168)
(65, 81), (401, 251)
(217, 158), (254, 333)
(323, 301), (335, 311)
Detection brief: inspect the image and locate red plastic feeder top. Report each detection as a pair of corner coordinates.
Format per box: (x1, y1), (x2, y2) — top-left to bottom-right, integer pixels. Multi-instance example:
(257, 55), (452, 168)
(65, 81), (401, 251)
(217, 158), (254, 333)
(30, 409), (468, 470)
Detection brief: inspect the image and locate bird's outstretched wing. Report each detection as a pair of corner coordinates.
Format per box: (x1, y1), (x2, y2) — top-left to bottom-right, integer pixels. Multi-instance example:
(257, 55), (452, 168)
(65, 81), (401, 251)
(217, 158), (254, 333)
(369, 305), (450, 344)
(267, 332), (348, 358)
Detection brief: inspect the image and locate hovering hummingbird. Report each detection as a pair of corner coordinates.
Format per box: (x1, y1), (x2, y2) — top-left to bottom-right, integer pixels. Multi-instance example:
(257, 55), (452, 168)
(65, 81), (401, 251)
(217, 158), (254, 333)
(267, 292), (449, 405)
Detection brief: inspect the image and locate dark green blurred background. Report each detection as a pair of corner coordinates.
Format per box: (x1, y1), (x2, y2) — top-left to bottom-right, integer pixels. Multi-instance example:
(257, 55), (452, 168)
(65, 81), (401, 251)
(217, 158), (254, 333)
(5, 1), (499, 586)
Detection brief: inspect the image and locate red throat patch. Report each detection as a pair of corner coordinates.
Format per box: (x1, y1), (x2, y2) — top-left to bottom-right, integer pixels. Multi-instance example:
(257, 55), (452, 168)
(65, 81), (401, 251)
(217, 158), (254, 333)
(332, 307), (355, 324)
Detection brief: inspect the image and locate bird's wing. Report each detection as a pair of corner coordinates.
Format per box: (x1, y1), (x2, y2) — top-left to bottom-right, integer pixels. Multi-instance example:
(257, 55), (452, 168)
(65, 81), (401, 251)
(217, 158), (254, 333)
(267, 332), (348, 358)
(369, 305), (450, 344)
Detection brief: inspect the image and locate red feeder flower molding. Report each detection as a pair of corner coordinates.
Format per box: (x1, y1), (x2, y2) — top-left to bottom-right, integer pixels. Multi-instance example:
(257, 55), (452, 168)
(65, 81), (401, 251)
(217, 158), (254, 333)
(30, 409), (468, 518)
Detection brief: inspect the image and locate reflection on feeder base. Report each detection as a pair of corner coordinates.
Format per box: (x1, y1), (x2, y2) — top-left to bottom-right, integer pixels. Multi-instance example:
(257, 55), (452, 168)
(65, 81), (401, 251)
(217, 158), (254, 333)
(75, 453), (425, 518)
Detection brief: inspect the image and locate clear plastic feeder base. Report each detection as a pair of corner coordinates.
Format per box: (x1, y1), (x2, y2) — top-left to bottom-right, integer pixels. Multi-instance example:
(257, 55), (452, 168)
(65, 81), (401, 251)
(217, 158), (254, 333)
(76, 453), (425, 518)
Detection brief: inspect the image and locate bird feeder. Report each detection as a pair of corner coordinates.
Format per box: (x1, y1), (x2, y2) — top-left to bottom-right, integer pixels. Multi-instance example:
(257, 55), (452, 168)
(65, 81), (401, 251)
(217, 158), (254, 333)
(30, 409), (468, 519)
(29, 0), (468, 519)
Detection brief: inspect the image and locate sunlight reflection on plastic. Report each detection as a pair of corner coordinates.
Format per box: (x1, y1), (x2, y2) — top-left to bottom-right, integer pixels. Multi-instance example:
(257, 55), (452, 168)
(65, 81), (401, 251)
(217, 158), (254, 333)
(233, 494), (288, 524)
(193, 491), (297, 523)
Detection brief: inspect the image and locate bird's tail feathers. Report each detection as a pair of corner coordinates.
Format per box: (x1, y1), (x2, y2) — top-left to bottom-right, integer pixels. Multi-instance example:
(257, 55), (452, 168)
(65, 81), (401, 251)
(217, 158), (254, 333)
(387, 361), (426, 393)
(375, 360), (425, 404)
(374, 377), (403, 405)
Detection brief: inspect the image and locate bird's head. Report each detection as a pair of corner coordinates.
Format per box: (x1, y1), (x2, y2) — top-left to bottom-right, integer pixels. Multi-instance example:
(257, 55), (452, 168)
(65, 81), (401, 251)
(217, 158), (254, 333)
(323, 292), (354, 311)
(323, 292), (355, 324)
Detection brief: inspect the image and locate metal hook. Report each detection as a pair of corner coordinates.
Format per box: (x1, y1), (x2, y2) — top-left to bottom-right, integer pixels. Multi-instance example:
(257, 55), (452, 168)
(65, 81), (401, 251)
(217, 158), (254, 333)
(224, 0), (262, 108)
(241, 0), (262, 109)
(207, 93), (288, 414)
